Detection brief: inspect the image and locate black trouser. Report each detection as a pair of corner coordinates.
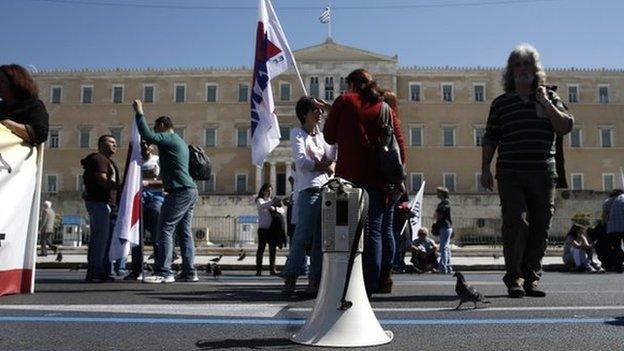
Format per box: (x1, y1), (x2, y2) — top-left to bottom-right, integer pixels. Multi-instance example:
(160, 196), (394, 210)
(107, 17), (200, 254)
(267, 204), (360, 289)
(40, 232), (57, 256)
(256, 228), (277, 272)
(606, 232), (624, 272)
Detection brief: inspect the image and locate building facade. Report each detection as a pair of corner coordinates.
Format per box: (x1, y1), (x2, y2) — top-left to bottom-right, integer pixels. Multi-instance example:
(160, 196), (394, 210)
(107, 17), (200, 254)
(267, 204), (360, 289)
(34, 39), (624, 210)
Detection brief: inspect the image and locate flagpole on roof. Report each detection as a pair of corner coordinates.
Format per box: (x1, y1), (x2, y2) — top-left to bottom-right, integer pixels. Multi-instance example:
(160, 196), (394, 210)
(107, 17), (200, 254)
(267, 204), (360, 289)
(328, 0), (332, 39)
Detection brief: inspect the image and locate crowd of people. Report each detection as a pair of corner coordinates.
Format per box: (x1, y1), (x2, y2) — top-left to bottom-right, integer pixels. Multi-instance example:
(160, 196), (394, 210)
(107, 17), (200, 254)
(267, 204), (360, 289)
(2, 43), (623, 297)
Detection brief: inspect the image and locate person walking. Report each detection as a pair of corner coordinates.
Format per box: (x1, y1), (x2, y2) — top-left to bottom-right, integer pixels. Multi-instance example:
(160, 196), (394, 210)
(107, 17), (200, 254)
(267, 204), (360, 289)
(133, 100), (199, 284)
(81, 134), (121, 282)
(602, 189), (624, 272)
(434, 187), (453, 274)
(481, 44), (574, 298)
(38, 201), (57, 256)
(321, 69), (407, 295)
(280, 96), (336, 296)
(255, 184), (283, 276)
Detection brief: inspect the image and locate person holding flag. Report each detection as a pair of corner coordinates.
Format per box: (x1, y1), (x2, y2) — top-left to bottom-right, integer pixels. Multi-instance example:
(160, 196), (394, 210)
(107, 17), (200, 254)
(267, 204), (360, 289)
(132, 100), (199, 284)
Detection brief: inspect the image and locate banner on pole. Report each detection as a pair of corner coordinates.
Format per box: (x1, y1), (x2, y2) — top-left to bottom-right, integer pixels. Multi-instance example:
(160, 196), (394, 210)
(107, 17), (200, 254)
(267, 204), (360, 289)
(408, 181), (426, 241)
(0, 126), (44, 296)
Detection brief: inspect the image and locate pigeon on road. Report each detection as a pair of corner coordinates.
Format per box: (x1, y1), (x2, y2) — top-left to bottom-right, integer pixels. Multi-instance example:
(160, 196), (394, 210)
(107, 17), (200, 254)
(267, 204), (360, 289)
(55, 252), (63, 263)
(453, 272), (490, 309)
(210, 255), (223, 263)
(205, 263), (212, 274)
(212, 263), (222, 279)
(237, 250), (246, 261)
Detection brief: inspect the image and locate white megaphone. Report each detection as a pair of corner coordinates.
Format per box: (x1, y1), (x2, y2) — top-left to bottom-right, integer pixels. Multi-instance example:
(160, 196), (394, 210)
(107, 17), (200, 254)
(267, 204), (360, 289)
(291, 178), (393, 347)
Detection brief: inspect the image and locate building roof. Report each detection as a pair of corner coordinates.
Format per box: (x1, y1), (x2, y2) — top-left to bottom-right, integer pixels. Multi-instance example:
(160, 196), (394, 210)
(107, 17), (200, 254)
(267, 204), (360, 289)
(294, 38), (398, 63)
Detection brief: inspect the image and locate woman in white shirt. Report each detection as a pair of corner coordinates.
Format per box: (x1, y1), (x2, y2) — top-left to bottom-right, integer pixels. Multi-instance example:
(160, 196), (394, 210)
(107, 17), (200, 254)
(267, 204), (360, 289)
(255, 183), (283, 276)
(281, 97), (336, 296)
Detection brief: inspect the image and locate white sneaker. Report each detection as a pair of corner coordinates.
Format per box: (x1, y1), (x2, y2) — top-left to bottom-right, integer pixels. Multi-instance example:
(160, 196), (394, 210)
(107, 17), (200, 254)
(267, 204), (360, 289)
(143, 275), (175, 284)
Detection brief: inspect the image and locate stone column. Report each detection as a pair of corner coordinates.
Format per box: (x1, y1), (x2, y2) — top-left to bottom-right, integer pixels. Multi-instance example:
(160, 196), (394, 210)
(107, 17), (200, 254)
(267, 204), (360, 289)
(269, 162), (277, 191)
(285, 162), (292, 194)
(255, 165), (263, 192)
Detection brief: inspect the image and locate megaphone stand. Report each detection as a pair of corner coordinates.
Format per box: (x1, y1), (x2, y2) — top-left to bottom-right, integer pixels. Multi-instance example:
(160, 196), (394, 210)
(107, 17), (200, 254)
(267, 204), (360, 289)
(291, 179), (394, 347)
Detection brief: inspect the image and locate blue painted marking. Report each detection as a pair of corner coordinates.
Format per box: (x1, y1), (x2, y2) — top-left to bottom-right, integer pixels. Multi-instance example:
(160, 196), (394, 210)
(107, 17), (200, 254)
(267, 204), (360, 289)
(0, 316), (617, 326)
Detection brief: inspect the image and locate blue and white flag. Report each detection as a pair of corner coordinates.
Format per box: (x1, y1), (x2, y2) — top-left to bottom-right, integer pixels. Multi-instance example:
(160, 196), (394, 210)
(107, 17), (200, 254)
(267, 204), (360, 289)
(250, 0), (298, 166)
(319, 7), (331, 23)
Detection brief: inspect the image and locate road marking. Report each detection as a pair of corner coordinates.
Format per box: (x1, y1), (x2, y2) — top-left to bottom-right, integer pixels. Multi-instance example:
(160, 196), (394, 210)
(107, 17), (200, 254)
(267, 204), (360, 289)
(0, 304), (286, 318)
(288, 305), (624, 313)
(0, 315), (618, 326)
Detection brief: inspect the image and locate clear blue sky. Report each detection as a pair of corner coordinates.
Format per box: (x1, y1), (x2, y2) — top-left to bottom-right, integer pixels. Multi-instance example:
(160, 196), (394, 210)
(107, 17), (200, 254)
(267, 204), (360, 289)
(1, 0), (622, 71)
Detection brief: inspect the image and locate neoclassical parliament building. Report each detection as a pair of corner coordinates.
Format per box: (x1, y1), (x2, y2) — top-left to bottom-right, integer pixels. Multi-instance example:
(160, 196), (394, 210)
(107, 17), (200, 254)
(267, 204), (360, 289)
(34, 39), (624, 207)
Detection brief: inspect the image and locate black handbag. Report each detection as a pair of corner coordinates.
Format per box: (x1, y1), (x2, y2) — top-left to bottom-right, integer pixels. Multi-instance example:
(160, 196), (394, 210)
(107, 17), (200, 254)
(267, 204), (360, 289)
(377, 102), (406, 184)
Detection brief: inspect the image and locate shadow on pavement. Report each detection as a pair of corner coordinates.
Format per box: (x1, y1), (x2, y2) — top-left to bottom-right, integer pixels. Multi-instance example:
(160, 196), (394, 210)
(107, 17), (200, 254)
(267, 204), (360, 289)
(195, 338), (295, 350)
(37, 289), (153, 293)
(605, 316), (624, 326)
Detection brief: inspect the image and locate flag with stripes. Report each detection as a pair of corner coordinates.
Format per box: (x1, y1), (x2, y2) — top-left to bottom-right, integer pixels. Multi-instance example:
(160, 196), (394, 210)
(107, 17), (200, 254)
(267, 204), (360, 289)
(109, 119), (142, 262)
(250, 0), (298, 166)
(319, 7), (331, 23)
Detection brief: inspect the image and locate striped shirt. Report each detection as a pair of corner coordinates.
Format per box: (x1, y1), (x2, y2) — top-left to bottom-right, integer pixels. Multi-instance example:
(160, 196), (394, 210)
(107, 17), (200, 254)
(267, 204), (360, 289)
(482, 92), (567, 173)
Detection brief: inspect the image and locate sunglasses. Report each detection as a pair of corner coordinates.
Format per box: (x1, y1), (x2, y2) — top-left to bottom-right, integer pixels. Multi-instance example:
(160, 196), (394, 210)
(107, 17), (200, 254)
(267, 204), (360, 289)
(514, 60), (532, 68)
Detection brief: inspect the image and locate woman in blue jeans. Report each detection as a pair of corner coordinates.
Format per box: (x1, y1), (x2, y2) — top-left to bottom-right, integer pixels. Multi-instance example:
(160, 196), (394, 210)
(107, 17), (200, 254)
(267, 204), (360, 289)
(280, 97), (336, 296)
(435, 187), (453, 274)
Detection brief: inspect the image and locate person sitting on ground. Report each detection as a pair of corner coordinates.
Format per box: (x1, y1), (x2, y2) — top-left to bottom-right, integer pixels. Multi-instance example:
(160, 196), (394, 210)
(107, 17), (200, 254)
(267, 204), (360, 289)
(562, 224), (597, 272)
(410, 228), (438, 273)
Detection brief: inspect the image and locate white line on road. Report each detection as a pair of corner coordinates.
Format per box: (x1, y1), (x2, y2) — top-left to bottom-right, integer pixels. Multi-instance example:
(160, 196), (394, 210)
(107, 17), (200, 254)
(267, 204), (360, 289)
(287, 305), (624, 313)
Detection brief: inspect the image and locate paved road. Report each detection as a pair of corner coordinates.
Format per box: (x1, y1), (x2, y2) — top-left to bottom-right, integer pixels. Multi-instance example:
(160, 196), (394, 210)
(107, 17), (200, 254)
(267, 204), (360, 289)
(0, 270), (623, 350)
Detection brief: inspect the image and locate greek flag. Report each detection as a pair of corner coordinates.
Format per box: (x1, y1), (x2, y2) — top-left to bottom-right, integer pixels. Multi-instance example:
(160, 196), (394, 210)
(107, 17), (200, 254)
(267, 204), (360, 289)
(319, 7), (330, 23)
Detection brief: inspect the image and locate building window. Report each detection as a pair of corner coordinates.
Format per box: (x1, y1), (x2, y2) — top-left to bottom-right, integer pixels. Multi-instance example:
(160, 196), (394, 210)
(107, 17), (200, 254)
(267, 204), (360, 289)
(48, 130), (60, 149)
(309, 77), (319, 98)
(174, 127), (185, 139)
(202, 174), (216, 194)
(409, 126), (423, 147)
(112, 85), (124, 104)
(442, 126), (455, 147)
(237, 127), (249, 147)
(238, 84), (249, 102)
(474, 126), (485, 146)
(599, 127), (613, 148)
(598, 85), (610, 104)
(339, 77), (348, 94)
(143, 85), (155, 103)
(110, 127), (123, 147)
(324, 77), (334, 100)
(81, 85), (93, 104)
(568, 85), (579, 103)
(79, 128), (91, 148)
(50, 86), (62, 104)
(571, 173), (584, 190)
(204, 128), (217, 147)
(475, 173), (487, 192)
(174, 84), (186, 103)
(443, 173), (456, 192)
(442, 84), (453, 102)
(45, 174), (58, 193)
(410, 173), (423, 193)
(570, 127), (582, 148)
(76, 175), (84, 192)
(409, 83), (421, 102)
(474, 84), (485, 102)
(235, 173), (248, 193)
(206, 84), (218, 102)
(280, 82), (291, 101)
(603, 174), (615, 192)
(279, 125), (291, 141)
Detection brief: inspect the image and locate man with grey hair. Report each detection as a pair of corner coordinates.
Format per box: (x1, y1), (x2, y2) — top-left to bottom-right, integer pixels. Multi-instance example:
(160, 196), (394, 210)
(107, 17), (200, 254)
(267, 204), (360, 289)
(481, 44), (574, 298)
(38, 200), (57, 256)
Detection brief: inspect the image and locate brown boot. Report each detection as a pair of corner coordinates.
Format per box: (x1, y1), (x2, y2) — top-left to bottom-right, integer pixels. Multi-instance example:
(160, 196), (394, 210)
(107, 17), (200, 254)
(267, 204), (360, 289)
(376, 268), (393, 294)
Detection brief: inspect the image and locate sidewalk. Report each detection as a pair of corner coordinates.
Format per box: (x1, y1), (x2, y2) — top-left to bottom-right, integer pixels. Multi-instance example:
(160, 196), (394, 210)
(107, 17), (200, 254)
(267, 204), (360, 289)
(36, 245), (567, 272)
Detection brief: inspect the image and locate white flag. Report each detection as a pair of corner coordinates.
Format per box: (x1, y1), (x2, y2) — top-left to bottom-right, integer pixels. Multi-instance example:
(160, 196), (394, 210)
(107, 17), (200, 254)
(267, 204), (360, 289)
(250, 0), (298, 166)
(319, 7), (331, 23)
(109, 119), (142, 261)
(620, 167), (624, 189)
(406, 181), (426, 241)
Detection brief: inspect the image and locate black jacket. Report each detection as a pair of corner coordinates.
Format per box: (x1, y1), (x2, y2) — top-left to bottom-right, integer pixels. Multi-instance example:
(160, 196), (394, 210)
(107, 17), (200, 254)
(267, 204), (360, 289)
(0, 98), (49, 145)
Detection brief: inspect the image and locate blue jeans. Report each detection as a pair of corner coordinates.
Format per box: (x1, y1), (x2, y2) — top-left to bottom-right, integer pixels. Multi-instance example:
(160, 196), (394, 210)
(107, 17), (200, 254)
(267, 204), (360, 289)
(281, 189), (322, 281)
(362, 187), (396, 292)
(155, 187), (198, 277)
(438, 227), (453, 273)
(85, 201), (112, 279)
(129, 198), (163, 274)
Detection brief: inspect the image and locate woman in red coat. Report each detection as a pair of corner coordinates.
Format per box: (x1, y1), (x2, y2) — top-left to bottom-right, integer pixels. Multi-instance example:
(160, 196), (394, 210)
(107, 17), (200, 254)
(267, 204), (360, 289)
(319, 69), (406, 295)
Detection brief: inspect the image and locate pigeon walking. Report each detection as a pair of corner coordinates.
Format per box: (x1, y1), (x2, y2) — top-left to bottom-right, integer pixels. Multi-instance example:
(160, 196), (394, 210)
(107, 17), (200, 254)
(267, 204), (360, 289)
(205, 263), (212, 274)
(453, 272), (490, 309)
(210, 255), (223, 263)
(237, 250), (246, 261)
(212, 263), (222, 280)
(55, 252), (63, 263)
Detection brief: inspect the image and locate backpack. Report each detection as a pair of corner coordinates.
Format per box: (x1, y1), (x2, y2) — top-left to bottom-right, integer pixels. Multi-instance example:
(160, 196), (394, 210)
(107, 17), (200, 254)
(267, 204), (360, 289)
(377, 102), (406, 184)
(188, 145), (211, 181)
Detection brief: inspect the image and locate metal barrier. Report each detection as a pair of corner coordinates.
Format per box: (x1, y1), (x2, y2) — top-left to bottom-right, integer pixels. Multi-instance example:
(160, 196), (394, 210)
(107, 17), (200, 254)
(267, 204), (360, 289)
(47, 215), (597, 247)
